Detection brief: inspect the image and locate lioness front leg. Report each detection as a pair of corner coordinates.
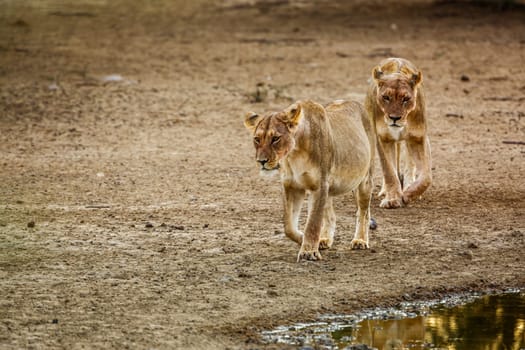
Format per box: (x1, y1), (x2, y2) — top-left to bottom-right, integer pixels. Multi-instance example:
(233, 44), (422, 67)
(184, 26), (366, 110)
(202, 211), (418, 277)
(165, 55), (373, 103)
(377, 139), (403, 208)
(351, 172), (372, 249)
(297, 185), (328, 261)
(283, 185), (305, 245)
(402, 137), (432, 204)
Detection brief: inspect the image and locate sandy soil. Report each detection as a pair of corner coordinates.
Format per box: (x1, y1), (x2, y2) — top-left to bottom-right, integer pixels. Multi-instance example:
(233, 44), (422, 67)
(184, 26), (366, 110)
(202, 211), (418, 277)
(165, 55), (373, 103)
(1, 0), (524, 348)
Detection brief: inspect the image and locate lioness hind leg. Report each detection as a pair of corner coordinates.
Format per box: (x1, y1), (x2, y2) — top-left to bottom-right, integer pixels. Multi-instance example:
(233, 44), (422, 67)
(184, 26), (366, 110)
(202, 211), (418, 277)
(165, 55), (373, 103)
(378, 180), (386, 198)
(351, 173), (372, 250)
(319, 197), (336, 250)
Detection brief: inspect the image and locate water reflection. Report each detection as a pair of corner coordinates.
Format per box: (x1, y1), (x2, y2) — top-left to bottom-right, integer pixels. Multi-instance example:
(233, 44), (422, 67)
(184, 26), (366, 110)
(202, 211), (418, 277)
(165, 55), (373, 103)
(338, 293), (525, 349)
(263, 292), (525, 349)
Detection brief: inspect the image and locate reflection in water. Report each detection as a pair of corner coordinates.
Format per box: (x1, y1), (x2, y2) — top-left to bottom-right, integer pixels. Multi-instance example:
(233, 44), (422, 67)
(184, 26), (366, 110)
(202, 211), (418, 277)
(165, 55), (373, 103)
(262, 292), (525, 349)
(336, 293), (525, 349)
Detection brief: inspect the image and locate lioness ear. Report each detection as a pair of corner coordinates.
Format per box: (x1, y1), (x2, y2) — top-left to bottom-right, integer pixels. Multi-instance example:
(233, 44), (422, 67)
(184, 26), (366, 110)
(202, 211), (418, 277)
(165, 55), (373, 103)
(286, 103), (303, 129)
(411, 71), (423, 87)
(244, 112), (261, 132)
(373, 66), (383, 81)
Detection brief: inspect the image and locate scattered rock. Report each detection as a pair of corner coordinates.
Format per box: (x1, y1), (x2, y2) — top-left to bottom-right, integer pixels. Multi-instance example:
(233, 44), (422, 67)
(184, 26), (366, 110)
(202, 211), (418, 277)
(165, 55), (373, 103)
(460, 74), (470, 82)
(267, 290), (279, 297)
(460, 250), (474, 259)
(467, 242), (478, 249)
(102, 74), (124, 82)
(145, 222), (154, 228)
(219, 275), (233, 283)
(27, 221), (35, 228)
(343, 345), (375, 350)
(12, 19), (29, 27)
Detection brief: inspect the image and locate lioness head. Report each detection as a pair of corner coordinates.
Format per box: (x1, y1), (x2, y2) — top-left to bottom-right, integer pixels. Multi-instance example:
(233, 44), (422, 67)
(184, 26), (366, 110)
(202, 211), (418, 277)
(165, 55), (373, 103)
(373, 66), (422, 129)
(244, 103), (303, 172)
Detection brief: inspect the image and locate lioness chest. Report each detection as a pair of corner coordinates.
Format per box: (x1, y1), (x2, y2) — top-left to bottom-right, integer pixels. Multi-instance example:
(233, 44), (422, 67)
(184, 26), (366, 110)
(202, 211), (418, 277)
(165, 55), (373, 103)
(376, 120), (425, 142)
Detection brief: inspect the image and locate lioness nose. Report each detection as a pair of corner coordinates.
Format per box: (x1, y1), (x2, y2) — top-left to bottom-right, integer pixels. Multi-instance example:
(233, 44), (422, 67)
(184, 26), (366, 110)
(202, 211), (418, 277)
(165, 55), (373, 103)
(389, 115), (401, 122)
(258, 159), (268, 166)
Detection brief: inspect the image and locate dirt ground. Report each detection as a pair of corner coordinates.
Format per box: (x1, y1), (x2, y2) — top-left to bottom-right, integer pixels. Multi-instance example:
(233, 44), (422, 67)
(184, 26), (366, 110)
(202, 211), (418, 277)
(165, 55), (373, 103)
(0, 0), (524, 348)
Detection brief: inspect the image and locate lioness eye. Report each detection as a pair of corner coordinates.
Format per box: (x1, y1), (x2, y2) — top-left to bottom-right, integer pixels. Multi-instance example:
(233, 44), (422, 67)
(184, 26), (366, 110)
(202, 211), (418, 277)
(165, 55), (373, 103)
(402, 96), (411, 103)
(382, 95), (390, 102)
(272, 136), (281, 144)
(254, 137), (260, 145)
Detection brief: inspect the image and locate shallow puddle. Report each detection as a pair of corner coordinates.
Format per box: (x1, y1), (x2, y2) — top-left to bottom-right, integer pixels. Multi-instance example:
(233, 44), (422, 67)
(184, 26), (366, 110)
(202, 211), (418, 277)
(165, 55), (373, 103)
(262, 291), (525, 349)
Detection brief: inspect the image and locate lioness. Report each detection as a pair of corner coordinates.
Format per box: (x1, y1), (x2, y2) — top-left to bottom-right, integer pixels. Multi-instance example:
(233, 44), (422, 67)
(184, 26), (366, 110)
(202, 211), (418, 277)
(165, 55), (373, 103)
(365, 57), (432, 209)
(244, 100), (376, 261)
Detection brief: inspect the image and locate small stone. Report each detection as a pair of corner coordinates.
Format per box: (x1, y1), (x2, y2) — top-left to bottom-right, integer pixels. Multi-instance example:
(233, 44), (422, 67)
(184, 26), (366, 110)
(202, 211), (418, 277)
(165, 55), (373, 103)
(369, 218), (377, 230)
(27, 221), (35, 228)
(145, 222), (154, 228)
(52, 318), (58, 324)
(267, 290), (278, 297)
(467, 242), (478, 249)
(460, 74), (470, 82)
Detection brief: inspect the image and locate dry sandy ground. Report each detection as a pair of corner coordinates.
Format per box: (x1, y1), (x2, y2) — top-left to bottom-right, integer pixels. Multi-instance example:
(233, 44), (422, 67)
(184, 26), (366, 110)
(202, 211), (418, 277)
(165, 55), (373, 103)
(0, 0), (524, 348)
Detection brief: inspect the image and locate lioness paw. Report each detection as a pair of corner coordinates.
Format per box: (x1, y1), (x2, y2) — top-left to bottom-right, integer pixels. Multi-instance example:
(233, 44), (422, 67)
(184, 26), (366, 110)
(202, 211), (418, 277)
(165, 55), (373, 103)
(380, 197), (403, 209)
(350, 239), (369, 250)
(318, 238), (333, 250)
(297, 248), (322, 262)
(402, 193), (411, 205)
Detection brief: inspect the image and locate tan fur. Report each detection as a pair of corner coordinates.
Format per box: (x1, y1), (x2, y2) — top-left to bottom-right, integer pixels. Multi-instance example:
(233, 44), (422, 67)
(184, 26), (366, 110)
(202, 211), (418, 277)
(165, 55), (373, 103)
(244, 100), (376, 261)
(365, 57), (432, 208)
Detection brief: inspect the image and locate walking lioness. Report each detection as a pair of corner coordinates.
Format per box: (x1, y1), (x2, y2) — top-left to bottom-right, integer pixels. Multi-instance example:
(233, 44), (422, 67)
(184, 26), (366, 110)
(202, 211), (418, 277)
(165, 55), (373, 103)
(244, 100), (376, 261)
(365, 58), (432, 208)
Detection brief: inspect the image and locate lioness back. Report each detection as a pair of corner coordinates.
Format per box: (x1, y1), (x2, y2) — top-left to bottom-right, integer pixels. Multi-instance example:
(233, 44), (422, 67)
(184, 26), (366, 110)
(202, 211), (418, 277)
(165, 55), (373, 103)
(325, 100), (376, 161)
